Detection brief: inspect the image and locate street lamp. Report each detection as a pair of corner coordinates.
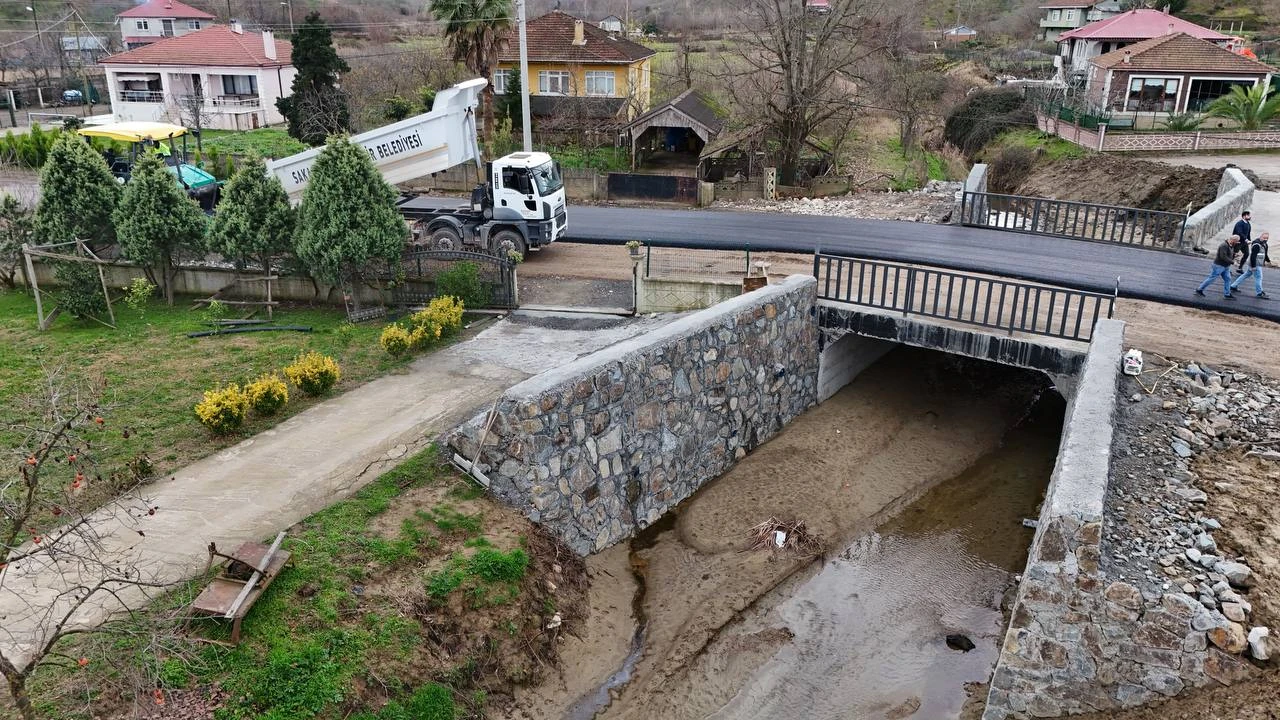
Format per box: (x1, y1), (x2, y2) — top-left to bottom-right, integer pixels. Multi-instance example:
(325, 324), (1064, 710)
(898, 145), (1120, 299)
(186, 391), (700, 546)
(25, 5), (43, 52)
(280, 1), (294, 35)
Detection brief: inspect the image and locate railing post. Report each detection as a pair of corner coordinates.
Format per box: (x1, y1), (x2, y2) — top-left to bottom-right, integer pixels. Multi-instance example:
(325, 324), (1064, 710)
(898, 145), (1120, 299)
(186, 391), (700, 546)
(903, 267), (915, 317)
(960, 191), (969, 224)
(644, 243), (651, 278)
(1110, 276), (1119, 319)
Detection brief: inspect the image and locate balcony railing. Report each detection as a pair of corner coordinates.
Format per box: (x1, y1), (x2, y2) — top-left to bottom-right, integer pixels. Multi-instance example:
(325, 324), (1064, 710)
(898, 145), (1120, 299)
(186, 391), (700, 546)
(1039, 17), (1079, 28)
(119, 90), (165, 103)
(210, 96), (262, 108)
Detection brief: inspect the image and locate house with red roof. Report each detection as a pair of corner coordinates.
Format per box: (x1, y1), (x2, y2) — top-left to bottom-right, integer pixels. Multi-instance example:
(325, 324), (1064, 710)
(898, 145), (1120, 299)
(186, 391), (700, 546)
(1037, 0), (1123, 43)
(117, 0), (217, 50)
(1083, 33), (1272, 121)
(1056, 8), (1229, 78)
(100, 23), (296, 131)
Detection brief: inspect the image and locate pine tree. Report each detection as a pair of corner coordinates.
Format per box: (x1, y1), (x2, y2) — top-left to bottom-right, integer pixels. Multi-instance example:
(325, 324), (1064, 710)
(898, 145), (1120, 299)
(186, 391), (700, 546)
(500, 72), (524, 128)
(209, 157), (296, 272)
(33, 133), (120, 246)
(295, 137), (408, 286)
(114, 154), (208, 305)
(276, 12), (352, 146)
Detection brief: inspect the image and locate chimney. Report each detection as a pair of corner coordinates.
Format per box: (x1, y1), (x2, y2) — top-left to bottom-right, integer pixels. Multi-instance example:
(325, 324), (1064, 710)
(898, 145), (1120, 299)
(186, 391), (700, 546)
(263, 29), (277, 60)
(1123, 50), (1131, 63)
(230, 19), (243, 34)
(573, 19), (586, 46)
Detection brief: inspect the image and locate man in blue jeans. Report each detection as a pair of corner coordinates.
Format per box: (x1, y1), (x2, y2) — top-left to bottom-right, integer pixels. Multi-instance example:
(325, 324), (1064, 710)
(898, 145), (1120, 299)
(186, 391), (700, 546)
(1195, 235), (1239, 299)
(1231, 231), (1270, 298)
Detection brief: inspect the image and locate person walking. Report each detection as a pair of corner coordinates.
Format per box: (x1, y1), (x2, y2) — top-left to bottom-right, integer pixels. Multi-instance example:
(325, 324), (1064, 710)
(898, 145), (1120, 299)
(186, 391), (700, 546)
(1196, 235), (1239, 299)
(1233, 211), (1252, 270)
(1231, 231), (1270, 298)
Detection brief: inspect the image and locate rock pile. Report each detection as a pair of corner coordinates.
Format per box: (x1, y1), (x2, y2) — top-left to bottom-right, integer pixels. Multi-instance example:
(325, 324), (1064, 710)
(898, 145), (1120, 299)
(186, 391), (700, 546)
(713, 181), (961, 223)
(1105, 362), (1276, 665)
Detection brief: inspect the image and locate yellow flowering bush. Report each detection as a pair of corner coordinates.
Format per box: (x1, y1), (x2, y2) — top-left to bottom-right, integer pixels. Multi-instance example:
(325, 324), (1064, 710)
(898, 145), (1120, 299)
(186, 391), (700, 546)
(412, 296), (465, 338)
(194, 383), (250, 435)
(245, 373), (289, 416)
(379, 323), (412, 357)
(409, 322), (442, 351)
(284, 351), (341, 396)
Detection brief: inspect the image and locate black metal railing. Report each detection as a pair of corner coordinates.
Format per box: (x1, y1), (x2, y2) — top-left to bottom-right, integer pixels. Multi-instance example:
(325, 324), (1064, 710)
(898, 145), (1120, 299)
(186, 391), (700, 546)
(813, 254), (1116, 343)
(960, 191), (1187, 251)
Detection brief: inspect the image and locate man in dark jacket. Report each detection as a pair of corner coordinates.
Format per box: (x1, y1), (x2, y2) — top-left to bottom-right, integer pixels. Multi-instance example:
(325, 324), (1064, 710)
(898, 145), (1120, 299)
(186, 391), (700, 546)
(1233, 211), (1252, 269)
(1231, 231), (1270, 298)
(1196, 235), (1239, 299)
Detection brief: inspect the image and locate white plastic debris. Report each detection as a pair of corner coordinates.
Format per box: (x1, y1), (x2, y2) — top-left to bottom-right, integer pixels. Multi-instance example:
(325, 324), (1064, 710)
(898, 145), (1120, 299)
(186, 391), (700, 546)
(774, 530), (787, 548)
(546, 613), (563, 630)
(1123, 349), (1144, 376)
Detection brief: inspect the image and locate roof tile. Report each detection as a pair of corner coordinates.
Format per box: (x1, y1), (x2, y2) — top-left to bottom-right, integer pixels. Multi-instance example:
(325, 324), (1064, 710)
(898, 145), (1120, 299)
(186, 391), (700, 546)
(497, 10), (655, 65)
(102, 25), (291, 67)
(1090, 32), (1272, 73)
(117, 0), (216, 20)
(1059, 8), (1228, 41)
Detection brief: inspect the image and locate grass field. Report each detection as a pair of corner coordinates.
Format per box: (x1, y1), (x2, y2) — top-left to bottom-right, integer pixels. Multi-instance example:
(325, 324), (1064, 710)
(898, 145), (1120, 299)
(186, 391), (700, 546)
(23, 446), (581, 720)
(0, 290), (409, 517)
(985, 128), (1088, 162)
(199, 128), (309, 159)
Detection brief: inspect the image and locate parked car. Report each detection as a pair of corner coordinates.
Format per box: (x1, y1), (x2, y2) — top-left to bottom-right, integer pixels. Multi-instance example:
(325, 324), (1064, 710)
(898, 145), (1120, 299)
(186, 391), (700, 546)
(61, 89), (84, 104)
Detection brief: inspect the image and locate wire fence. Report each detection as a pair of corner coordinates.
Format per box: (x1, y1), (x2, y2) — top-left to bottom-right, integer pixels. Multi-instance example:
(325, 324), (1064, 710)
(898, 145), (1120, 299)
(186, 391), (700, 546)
(643, 245), (755, 280)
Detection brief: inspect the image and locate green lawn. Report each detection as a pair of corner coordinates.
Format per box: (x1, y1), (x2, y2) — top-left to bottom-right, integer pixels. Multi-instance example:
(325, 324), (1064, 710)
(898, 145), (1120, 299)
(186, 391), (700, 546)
(0, 290), (409, 516)
(198, 128), (309, 159)
(24, 446), (577, 720)
(986, 128), (1088, 162)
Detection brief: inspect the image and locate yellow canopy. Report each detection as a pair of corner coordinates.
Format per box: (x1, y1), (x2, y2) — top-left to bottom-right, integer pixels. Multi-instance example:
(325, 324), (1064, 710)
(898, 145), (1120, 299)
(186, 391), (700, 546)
(78, 121), (188, 143)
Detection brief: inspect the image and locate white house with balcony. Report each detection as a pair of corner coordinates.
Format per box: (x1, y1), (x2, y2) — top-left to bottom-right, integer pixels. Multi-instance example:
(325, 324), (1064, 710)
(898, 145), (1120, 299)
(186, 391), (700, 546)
(117, 0), (216, 50)
(100, 23), (295, 132)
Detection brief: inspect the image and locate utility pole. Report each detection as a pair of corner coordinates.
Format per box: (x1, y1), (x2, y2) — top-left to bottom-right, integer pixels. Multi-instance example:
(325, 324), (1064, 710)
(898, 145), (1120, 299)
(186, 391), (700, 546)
(71, 5), (90, 116)
(281, 0), (294, 35)
(25, 5), (42, 52)
(517, 0), (532, 151)
(225, 0), (232, 21)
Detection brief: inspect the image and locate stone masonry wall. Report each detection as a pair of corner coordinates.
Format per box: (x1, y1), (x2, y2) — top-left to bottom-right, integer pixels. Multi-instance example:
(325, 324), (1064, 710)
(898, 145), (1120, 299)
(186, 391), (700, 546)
(447, 275), (819, 555)
(1182, 168), (1255, 253)
(984, 319), (1259, 719)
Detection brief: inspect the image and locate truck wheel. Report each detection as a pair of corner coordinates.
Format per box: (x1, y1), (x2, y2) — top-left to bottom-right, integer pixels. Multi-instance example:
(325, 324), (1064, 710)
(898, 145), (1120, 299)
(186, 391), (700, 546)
(493, 230), (526, 262)
(430, 226), (461, 251)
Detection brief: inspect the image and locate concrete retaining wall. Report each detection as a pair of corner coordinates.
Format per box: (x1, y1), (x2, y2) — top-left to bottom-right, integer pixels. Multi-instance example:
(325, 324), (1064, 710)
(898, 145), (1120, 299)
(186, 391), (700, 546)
(816, 333), (896, 402)
(983, 319), (1255, 718)
(1182, 169), (1255, 252)
(447, 275), (820, 555)
(955, 163), (989, 224)
(635, 274), (743, 314)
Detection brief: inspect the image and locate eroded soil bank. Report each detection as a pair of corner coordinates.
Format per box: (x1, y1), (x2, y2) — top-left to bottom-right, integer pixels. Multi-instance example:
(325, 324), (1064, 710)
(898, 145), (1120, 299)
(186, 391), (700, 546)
(509, 347), (1064, 719)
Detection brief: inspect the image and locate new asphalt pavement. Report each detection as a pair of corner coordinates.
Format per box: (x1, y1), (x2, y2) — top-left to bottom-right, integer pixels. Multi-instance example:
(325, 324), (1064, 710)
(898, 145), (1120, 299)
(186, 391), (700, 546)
(564, 206), (1280, 323)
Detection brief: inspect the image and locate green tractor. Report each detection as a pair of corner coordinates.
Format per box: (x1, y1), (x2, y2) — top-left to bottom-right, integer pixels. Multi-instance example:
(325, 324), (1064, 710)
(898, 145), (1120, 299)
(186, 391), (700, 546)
(78, 122), (221, 212)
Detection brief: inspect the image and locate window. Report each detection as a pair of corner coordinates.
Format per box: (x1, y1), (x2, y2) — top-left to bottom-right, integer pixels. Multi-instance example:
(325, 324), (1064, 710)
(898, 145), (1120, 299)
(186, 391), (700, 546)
(188, 20), (201, 30)
(1065, 9), (1075, 20)
(493, 69), (513, 95)
(222, 74), (258, 96)
(585, 70), (615, 96)
(531, 160), (562, 195)
(1186, 78), (1256, 112)
(1126, 77), (1180, 112)
(135, 20), (149, 30)
(1050, 10), (1061, 20)
(539, 70), (571, 95)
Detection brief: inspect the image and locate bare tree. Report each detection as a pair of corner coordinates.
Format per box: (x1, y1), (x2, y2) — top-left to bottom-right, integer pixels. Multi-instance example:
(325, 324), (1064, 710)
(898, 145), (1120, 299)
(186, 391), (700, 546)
(723, 0), (901, 185)
(169, 92), (216, 137)
(877, 53), (948, 156)
(0, 371), (162, 720)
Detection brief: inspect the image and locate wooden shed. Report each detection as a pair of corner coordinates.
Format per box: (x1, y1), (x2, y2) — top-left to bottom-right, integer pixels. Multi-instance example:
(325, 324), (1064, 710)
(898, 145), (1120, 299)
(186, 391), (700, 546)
(622, 89), (724, 171)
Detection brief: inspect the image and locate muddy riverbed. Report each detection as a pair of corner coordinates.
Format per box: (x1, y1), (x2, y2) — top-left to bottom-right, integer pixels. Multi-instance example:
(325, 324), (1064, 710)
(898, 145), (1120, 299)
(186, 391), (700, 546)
(509, 348), (1064, 720)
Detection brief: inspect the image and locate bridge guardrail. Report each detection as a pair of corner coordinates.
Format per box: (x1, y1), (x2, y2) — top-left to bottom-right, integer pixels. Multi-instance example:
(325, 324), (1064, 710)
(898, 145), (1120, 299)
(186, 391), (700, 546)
(813, 254), (1116, 343)
(960, 190), (1187, 252)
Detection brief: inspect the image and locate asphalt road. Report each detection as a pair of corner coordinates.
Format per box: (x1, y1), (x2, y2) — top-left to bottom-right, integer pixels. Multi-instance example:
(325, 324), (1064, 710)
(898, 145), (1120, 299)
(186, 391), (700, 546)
(565, 206), (1280, 323)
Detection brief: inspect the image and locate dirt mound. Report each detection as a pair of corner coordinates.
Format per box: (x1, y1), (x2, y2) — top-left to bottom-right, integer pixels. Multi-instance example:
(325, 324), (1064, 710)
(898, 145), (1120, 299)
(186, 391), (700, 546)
(1014, 156), (1225, 213)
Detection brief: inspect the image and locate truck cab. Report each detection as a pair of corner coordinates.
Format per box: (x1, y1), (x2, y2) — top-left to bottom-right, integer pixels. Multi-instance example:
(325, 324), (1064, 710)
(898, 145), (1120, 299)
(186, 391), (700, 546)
(491, 151), (567, 250)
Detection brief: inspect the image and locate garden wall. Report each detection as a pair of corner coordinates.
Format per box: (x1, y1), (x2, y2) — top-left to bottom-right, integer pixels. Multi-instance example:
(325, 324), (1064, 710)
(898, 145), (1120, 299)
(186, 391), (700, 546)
(1182, 168), (1255, 252)
(1038, 112), (1280, 153)
(447, 275), (820, 555)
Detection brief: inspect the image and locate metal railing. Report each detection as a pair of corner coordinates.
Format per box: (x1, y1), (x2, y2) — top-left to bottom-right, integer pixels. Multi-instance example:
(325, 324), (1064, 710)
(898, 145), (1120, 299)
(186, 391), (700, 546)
(960, 191), (1187, 251)
(210, 96), (262, 108)
(120, 90), (165, 103)
(813, 254), (1116, 343)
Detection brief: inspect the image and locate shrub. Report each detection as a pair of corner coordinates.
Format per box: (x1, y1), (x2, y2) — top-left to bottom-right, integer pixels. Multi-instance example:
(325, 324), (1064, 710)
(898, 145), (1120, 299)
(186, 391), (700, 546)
(194, 383), (250, 434)
(412, 296), (464, 338)
(944, 89), (1034, 156)
(284, 351), (341, 396)
(379, 323), (412, 357)
(409, 322), (440, 351)
(122, 277), (156, 315)
(434, 261), (490, 308)
(246, 373), (289, 415)
(989, 145), (1037, 194)
(53, 261), (107, 320)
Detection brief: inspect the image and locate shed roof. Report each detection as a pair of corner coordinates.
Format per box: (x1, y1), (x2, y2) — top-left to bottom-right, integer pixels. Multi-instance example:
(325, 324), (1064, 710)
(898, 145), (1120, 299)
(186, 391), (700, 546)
(1090, 32), (1271, 73)
(625, 89), (724, 135)
(101, 25), (292, 67)
(498, 10), (655, 64)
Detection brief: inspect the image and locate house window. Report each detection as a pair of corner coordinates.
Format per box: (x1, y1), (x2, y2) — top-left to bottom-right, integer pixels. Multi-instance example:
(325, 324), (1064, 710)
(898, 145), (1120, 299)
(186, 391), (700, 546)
(1126, 77), (1180, 112)
(1065, 9), (1075, 20)
(493, 69), (513, 95)
(135, 20), (149, 30)
(1186, 78), (1256, 112)
(1050, 10), (1061, 20)
(222, 74), (258, 96)
(539, 70), (571, 95)
(188, 20), (201, 30)
(585, 71), (615, 96)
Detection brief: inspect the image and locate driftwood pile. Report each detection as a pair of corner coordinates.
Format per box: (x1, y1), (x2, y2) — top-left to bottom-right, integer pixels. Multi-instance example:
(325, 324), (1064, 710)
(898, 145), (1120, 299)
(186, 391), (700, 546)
(746, 517), (823, 556)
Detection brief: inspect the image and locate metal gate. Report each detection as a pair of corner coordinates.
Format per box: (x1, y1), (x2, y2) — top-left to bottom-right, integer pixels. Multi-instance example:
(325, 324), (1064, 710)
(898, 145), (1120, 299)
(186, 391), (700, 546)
(960, 191), (1187, 251)
(389, 250), (518, 309)
(607, 173), (699, 203)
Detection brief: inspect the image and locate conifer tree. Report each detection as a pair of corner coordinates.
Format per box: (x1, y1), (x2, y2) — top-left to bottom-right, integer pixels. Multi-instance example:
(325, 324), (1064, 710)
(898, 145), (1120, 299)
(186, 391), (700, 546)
(33, 133), (120, 246)
(114, 154), (207, 305)
(277, 13), (351, 146)
(209, 157), (295, 272)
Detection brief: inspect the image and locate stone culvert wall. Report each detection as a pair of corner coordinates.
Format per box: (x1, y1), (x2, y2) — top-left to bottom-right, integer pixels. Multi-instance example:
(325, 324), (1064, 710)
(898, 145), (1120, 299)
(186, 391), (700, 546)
(1182, 168), (1255, 253)
(984, 320), (1260, 719)
(448, 275), (820, 555)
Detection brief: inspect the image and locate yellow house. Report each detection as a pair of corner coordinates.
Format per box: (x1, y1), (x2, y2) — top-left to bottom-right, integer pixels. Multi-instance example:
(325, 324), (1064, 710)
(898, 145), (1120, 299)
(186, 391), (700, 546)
(495, 10), (655, 125)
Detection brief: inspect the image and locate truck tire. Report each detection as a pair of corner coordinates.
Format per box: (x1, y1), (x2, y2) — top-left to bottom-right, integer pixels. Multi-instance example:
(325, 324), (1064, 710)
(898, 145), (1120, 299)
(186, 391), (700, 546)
(430, 226), (462, 251)
(493, 229), (527, 262)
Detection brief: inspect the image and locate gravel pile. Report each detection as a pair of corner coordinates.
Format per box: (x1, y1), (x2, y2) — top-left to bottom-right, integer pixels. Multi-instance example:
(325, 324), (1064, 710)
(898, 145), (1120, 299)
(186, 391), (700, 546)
(713, 181), (961, 223)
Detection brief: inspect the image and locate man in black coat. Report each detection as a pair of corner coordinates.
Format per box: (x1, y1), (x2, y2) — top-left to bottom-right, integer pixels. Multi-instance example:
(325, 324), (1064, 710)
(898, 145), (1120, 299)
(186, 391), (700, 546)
(1233, 211), (1252, 269)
